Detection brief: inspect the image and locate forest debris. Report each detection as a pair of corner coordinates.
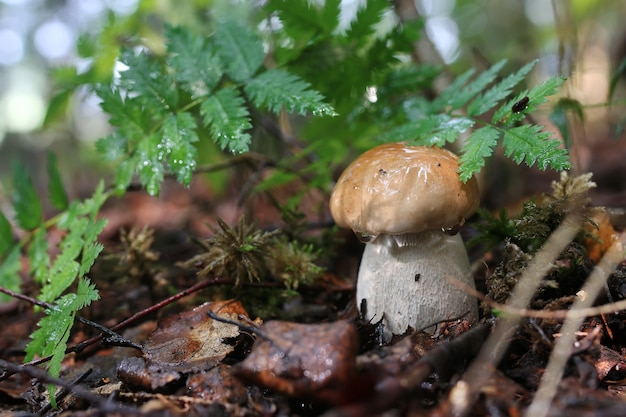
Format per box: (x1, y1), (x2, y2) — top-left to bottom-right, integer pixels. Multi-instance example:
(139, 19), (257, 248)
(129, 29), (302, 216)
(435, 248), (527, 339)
(234, 320), (358, 404)
(117, 300), (250, 391)
(595, 345), (626, 381)
(186, 364), (248, 405)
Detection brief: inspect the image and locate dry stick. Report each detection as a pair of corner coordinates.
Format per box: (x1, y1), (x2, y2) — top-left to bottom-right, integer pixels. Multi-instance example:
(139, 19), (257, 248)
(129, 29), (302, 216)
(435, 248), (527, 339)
(525, 232), (626, 417)
(448, 213), (583, 417)
(452, 278), (626, 320)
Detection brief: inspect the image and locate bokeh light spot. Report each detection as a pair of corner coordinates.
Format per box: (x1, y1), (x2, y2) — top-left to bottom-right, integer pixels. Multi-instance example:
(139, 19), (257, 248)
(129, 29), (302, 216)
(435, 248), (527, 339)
(0, 29), (24, 65)
(33, 20), (74, 61)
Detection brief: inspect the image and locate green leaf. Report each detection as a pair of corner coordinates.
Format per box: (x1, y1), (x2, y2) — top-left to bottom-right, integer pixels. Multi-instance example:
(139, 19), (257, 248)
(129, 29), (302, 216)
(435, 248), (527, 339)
(245, 69), (336, 116)
(527, 75), (567, 107)
(165, 25), (223, 96)
(11, 162), (43, 231)
(95, 85), (149, 140)
(114, 158), (135, 195)
(384, 115), (474, 145)
(0, 210), (12, 257)
(609, 56), (626, 103)
(47, 152), (69, 211)
(0, 246), (21, 302)
(79, 219), (106, 278)
(268, 0), (340, 42)
(162, 112), (198, 186)
(549, 98), (584, 150)
(24, 293), (78, 404)
(344, 0), (389, 40)
(118, 49), (178, 110)
(467, 60), (536, 117)
(28, 228), (49, 285)
(43, 89), (72, 128)
(458, 127), (500, 182)
(136, 133), (165, 196)
(95, 131), (128, 161)
(432, 68), (475, 111)
(502, 125), (571, 171)
(39, 218), (85, 303)
(214, 20), (264, 82)
(435, 61), (506, 111)
(200, 87), (252, 154)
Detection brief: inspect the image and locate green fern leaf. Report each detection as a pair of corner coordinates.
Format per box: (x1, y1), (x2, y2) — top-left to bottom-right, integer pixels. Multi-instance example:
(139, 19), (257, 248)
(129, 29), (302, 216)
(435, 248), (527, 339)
(11, 163), (43, 231)
(39, 220), (85, 303)
(79, 219), (107, 277)
(431, 68), (475, 111)
(527, 75), (567, 107)
(201, 87), (252, 153)
(118, 49), (178, 111)
(95, 131), (128, 162)
(0, 210), (12, 256)
(0, 246), (21, 302)
(344, 0), (389, 40)
(47, 152), (69, 211)
(214, 20), (264, 82)
(467, 60), (536, 116)
(165, 25), (223, 96)
(136, 133), (165, 196)
(435, 61), (506, 111)
(95, 85), (149, 137)
(245, 69), (336, 116)
(384, 114), (474, 145)
(502, 125), (571, 170)
(268, 0), (340, 42)
(114, 158), (135, 195)
(162, 112), (199, 186)
(492, 90), (528, 125)
(458, 127), (500, 182)
(28, 228), (49, 285)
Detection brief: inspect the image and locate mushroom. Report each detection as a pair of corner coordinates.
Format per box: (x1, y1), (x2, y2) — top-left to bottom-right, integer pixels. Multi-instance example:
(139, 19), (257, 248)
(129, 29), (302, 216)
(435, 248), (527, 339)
(330, 142), (480, 339)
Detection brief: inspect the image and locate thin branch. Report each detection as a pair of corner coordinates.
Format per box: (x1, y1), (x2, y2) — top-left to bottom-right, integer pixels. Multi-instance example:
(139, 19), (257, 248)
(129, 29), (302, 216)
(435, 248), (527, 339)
(449, 275), (626, 320)
(448, 213), (584, 417)
(526, 232), (626, 417)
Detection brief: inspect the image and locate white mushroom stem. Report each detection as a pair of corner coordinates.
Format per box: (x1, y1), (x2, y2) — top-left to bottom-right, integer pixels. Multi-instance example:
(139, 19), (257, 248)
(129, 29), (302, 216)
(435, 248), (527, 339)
(356, 230), (478, 339)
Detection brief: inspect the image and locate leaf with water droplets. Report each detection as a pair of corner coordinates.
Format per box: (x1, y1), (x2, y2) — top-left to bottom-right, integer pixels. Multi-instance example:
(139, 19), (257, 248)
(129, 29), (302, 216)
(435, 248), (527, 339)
(136, 133), (165, 196)
(162, 112), (198, 186)
(200, 87), (252, 154)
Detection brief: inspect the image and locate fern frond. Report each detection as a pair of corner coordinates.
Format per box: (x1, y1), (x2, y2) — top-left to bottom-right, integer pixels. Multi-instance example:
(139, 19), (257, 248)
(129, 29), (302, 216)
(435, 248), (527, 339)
(165, 25), (223, 95)
(458, 126), (500, 182)
(501, 124), (570, 170)
(201, 87), (252, 153)
(245, 69), (337, 116)
(214, 20), (264, 82)
(467, 60), (536, 116)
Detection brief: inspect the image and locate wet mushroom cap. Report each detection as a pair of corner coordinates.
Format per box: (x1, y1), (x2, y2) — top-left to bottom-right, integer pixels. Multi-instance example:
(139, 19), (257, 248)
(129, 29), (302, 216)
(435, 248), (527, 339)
(330, 143), (480, 237)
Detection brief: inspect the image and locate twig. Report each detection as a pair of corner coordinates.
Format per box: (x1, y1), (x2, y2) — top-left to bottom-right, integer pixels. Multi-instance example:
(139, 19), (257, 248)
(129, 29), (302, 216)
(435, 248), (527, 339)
(449, 276), (626, 320)
(525, 232), (626, 417)
(448, 213), (584, 417)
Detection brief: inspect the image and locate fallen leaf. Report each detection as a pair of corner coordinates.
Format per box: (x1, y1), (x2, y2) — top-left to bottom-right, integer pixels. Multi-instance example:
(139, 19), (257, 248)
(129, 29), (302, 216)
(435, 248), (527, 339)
(118, 300), (249, 391)
(235, 320), (358, 404)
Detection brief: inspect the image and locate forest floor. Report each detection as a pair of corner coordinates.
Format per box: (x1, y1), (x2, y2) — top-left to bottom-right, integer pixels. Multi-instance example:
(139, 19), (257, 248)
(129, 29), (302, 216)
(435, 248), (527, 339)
(2, 140), (626, 417)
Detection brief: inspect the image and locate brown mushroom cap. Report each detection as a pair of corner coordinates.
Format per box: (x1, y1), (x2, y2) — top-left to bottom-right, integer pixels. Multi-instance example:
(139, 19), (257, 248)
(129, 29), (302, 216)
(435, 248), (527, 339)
(330, 143), (479, 237)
